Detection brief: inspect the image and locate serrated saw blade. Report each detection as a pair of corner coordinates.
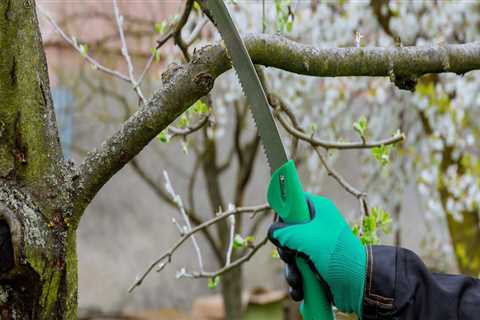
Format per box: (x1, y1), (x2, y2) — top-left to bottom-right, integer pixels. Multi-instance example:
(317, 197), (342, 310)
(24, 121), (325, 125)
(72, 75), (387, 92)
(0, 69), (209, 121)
(204, 0), (288, 174)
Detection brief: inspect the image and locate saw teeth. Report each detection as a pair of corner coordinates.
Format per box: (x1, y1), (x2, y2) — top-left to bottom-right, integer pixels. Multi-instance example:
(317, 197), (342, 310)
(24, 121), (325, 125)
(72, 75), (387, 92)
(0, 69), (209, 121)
(205, 0), (288, 173)
(232, 70), (274, 171)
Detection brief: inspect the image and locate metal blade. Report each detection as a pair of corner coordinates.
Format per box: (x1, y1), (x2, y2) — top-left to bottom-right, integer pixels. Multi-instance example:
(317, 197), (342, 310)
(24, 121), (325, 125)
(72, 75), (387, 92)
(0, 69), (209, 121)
(204, 0), (288, 174)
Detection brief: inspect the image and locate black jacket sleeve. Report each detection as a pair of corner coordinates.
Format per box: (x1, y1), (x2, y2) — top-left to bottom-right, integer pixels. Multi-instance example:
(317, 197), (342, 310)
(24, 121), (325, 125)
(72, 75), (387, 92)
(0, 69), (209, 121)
(362, 245), (480, 320)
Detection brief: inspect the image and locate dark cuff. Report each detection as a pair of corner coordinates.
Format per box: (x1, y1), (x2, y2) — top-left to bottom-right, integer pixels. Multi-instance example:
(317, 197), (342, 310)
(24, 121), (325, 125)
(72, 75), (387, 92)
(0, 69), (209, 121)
(361, 245), (479, 320)
(362, 245), (396, 319)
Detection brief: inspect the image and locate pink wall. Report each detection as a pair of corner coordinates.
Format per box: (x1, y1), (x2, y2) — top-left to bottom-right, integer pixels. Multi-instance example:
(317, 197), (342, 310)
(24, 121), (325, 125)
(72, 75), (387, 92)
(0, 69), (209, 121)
(37, 0), (182, 86)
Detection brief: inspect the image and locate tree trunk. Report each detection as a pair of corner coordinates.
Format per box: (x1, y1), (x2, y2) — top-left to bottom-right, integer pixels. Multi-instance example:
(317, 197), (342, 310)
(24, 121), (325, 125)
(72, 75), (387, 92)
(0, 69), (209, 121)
(0, 1), (79, 319)
(221, 266), (243, 320)
(438, 146), (480, 275)
(202, 136), (244, 319)
(445, 209), (480, 275)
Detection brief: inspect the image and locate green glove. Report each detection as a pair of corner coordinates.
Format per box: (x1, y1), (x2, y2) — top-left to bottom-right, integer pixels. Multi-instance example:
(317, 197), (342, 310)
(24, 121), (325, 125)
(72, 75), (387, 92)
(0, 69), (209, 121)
(268, 189), (367, 317)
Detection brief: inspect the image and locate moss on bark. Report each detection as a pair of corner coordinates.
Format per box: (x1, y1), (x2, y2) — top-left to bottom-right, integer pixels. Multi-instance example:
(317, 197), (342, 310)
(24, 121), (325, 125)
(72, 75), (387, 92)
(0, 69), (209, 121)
(0, 1), (78, 319)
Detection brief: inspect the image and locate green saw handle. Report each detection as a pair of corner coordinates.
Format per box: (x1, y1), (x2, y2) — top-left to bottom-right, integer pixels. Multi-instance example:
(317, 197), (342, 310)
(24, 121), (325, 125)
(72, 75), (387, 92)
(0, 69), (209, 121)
(268, 160), (334, 320)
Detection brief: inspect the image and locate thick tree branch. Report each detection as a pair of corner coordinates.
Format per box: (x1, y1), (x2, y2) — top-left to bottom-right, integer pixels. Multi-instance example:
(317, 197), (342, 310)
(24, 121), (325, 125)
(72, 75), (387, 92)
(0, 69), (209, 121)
(244, 35), (480, 87)
(74, 34), (480, 223)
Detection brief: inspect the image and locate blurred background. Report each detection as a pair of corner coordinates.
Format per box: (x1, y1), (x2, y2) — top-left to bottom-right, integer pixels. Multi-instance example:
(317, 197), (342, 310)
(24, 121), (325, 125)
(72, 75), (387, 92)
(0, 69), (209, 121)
(37, 1), (480, 319)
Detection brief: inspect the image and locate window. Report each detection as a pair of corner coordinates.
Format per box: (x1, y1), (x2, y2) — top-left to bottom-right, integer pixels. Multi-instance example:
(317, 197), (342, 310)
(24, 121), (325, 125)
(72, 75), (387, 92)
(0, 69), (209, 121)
(52, 87), (74, 158)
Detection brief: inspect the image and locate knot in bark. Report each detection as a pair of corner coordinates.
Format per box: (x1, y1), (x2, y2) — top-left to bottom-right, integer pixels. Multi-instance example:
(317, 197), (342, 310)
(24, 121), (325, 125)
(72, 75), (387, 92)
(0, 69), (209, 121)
(193, 72), (214, 93)
(161, 63), (183, 85)
(191, 44), (216, 64)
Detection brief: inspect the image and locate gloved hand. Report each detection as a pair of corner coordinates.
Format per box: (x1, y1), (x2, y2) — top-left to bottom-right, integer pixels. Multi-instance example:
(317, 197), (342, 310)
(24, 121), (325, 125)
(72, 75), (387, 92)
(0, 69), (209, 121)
(268, 193), (367, 317)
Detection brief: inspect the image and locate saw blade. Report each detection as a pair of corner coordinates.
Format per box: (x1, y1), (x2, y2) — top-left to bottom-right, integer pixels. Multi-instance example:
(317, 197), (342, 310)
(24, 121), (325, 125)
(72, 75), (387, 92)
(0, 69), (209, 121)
(204, 0), (288, 174)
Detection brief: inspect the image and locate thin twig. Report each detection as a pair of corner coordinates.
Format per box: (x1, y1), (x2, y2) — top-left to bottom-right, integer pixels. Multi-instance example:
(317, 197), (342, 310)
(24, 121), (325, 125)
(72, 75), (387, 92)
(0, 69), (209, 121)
(138, 0), (195, 85)
(112, 0), (145, 103)
(183, 236), (268, 279)
(172, 217), (185, 236)
(130, 156), (223, 261)
(277, 112), (405, 150)
(314, 148), (365, 199)
(268, 93), (299, 126)
(137, 51), (156, 86)
(128, 203), (269, 292)
(169, 115), (210, 138)
(225, 207), (236, 265)
(156, 0), (194, 49)
(185, 17), (209, 46)
(270, 93), (371, 217)
(360, 197), (370, 219)
(38, 6), (130, 82)
(269, 92), (404, 150)
(163, 171), (204, 272)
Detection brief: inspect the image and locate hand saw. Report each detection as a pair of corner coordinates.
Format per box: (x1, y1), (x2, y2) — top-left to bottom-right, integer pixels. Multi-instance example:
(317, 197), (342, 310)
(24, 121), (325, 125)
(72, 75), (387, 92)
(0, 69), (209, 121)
(201, 1), (334, 319)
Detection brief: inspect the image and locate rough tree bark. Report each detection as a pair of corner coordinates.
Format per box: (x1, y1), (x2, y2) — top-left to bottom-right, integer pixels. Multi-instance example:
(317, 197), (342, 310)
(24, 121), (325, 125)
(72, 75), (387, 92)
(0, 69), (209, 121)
(1, 1), (480, 319)
(0, 1), (77, 318)
(221, 267), (243, 320)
